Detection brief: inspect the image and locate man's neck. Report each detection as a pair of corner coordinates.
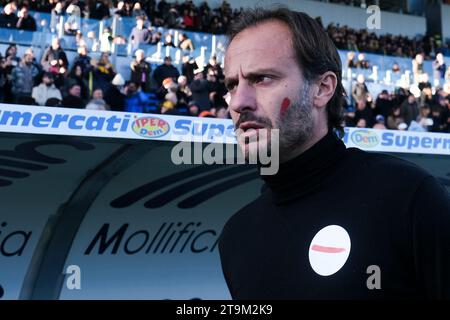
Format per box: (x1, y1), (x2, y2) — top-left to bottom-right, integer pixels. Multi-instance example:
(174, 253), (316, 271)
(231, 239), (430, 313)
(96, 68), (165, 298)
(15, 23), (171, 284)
(280, 126), (329, 164)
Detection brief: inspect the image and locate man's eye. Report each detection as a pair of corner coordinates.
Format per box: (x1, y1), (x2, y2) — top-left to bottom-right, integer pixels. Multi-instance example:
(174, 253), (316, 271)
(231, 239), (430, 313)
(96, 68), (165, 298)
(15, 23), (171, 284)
(226, 83), (237, 92)
(253, 76), (272, 85)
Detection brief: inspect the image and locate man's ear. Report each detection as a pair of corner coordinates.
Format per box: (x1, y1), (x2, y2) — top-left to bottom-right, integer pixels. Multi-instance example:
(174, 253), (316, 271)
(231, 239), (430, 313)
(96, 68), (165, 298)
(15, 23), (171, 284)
(313, 71), (337, 109)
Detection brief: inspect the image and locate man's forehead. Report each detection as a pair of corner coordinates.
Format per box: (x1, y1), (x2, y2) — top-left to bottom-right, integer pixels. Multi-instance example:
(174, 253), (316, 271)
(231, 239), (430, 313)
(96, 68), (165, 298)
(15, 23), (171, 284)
(224, 21), (294, 75)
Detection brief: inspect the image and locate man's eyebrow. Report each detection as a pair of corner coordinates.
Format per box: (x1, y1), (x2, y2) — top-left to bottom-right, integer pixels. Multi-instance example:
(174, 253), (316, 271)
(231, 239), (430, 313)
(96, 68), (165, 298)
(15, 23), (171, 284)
(224, 68), (282, 88)
(242, 68), (282, 78)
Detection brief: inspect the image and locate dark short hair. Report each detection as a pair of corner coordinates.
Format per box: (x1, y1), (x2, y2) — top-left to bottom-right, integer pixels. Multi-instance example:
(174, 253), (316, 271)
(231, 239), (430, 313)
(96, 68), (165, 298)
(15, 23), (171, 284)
(227, 7), (345, 138)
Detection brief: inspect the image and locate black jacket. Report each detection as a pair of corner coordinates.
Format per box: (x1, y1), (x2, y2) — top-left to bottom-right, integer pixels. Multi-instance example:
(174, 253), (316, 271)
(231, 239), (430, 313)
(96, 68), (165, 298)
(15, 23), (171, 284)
(219, 131), (450, 299)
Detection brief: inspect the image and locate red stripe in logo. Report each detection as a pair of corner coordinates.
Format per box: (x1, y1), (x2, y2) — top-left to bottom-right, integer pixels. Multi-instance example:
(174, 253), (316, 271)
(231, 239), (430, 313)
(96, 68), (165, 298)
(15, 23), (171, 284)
(311, 244), (346, 253)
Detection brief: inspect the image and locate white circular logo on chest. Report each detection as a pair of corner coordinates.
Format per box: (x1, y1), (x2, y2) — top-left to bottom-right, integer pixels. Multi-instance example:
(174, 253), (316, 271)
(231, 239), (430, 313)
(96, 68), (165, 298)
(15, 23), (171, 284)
(308, 225), (351, 276)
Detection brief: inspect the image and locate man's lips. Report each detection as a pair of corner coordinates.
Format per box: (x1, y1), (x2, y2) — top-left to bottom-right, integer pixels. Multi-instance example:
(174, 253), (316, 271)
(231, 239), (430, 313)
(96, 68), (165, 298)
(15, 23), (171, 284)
(238, 121), (266, 132)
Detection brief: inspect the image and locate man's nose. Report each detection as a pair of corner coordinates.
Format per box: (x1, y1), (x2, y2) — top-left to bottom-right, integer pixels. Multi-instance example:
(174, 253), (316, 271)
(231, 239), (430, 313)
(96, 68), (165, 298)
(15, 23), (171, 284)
(229, 81), (257, 114)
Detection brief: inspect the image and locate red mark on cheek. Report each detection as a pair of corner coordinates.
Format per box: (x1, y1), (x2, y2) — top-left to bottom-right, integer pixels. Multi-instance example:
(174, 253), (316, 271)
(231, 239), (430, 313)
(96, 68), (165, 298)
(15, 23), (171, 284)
(280, 98), (291, 117)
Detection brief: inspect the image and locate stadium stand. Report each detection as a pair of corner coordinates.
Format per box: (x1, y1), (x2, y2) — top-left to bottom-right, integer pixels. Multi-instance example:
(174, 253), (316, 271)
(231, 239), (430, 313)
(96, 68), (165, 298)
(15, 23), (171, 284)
(0, 0), (449, 133)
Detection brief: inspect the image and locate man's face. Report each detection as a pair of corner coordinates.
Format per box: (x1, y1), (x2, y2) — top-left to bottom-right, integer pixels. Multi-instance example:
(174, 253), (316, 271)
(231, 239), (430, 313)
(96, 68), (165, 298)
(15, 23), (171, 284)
(136, 50), (145, 62)
(225, 20), (314, 160)
(52, 39), (60, 50)
(70, 85), (81, 97)
(43, 75), (53, 85)
(93, 89), (103, 100)
(20, 8), (29, 18)
(24, 54), (33, 64)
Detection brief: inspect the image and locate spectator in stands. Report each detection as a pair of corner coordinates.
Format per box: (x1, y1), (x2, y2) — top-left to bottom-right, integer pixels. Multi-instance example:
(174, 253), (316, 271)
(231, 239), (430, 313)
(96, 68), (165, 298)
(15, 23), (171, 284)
(416, 104), (434, 131)
(66, 65), (89, 101)
(41, 38), (69, 73)
(153, 56), (180, 87)
(105, 73), (126, 112)
(177, 75), (192, 100)
(351, 74), (369, 103)
(354, 99), (374, 128)
(433, 53), (447, 86)
(99, 27), (113, 53)
(204, 55), (224, 81)
(356, 118), (367, 128)
(130, 49), (152, 92)
(0, 54), (6, 103)
(429, 105), (446, 132)
(216, 106), (229, 119)
(150, 30), (162, 44)
(61, 83), (85, 108)
(386, 105), (405, 130)
(16, 5), (36, 31)
(86, 88), (109, 110)
(412, 53), (425, 84)
(346, 51), (356, 69)
(72, 45), (93, 77)
(182, 9), (196, 30)
(444, 99), (450, 133)
(181, 53), (197, 84)
(392, 63), (401, 74)
(50, 1), (63, 33)
(4, 43), (20, 65)
(93, 52), (116, 91)
(132, 2), (148, 20)
(373, 115), (387, 130)
(374, 90), (393, 120)
(2, 44), (20, 103)
(130, 16), (151, 48)
(115, 1), (132, 17)
(190, 69), (211, 111)
(124, 80), (158, 113)
(11, 49), (40, 101)
(188, 101), (199, 117)
(64, 3), (81, 35)
(91, 0), (111, 20)
(0, 2), (18, 29)
(156, 76), (177, 99)
(178, 32), (194, 52)
(419, 86), (433, 107)
(400, 94), (419, 126)
(163, 33), (176, 47)
(355, 53), (370, 69)
(32, 72), (62, 106)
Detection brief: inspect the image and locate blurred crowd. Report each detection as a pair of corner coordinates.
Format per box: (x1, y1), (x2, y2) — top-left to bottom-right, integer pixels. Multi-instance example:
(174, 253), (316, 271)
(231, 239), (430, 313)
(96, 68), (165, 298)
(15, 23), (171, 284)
(0, 38), (228, 118)
(0, 0), (242, 34)
(0, 0), (449, 131)
(326, 23), (450, 60)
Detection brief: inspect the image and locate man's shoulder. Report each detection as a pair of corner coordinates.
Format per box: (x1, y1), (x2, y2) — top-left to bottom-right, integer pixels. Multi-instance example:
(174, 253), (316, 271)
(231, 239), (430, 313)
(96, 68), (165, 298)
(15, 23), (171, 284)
(344, 147), (432, 183)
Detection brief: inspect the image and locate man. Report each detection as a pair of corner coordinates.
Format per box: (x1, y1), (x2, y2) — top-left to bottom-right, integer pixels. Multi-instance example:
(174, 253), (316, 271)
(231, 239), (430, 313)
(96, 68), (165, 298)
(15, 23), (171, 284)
(16, 5), (37, 31)
(400, 94), (419, 127)
(130, 49), (152, 92)
(41, 38), (69, 72)
(61, 83), (85, 108)
(11, 49), (40, 101)
(351, 74), (369, 104)
(153, 56), (180, 88)
(32, 72), (62, 106)
(373, 90), (393, 120)
(130, 16), (151, 48)
(189, 69), (211, 112)
(0, 2), (18, 29)
(218, 8), (450, 299)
